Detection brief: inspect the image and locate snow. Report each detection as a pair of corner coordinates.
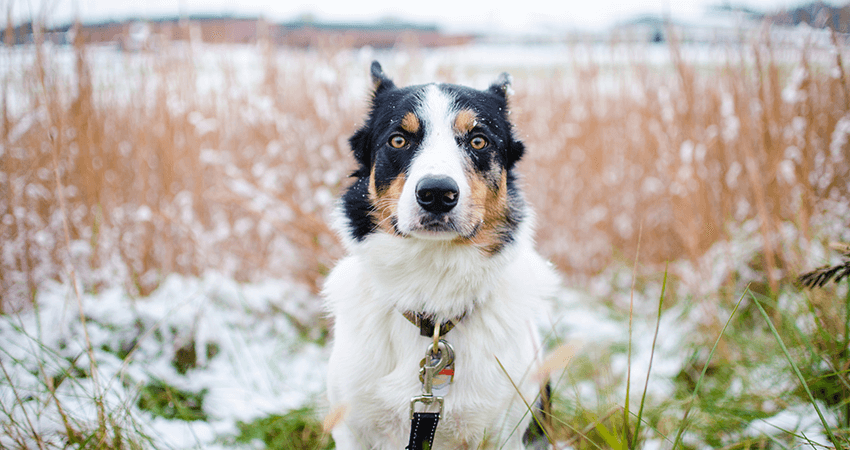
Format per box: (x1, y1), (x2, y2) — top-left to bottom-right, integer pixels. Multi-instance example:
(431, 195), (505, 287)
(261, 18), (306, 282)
(2, 263), (691, 448)
(745, 403), (834, 448)
(2, 26), (849, 447)
(3, 222), (848, 447)
(0, 273), (327, 448)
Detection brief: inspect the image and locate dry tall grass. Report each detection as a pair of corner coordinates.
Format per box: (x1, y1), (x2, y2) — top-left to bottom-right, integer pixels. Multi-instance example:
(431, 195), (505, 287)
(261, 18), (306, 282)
(1, 27), (361, 308)
(517, 29), (850, 293)
(1, 24), (849, 309)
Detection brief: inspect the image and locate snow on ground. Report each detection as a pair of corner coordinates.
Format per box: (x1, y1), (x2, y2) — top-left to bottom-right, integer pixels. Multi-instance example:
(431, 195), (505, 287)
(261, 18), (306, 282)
(1, 265), (674, 448)
(0, 273), (327, 448)
(3, 212), (846, 448)
(1, 232), (843, 448)
(3, 28), (848, 447)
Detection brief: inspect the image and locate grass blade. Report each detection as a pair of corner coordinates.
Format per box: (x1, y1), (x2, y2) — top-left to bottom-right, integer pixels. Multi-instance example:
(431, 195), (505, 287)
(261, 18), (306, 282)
(671, 285), (747, 449)
(624, 224), (643, 446)
(749, 291), (840, 448)
(595, 421), (625, 450)
(631, 264), (667, 449)
(494, 355), (555, 447)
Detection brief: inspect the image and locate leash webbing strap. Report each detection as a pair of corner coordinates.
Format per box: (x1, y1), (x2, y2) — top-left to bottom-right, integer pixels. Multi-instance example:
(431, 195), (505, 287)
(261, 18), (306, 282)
(407, 412), (439, 450)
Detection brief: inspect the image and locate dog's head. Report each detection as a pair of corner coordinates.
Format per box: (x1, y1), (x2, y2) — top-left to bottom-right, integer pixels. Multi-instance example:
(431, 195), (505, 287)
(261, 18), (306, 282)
(340, 61), (527, 255)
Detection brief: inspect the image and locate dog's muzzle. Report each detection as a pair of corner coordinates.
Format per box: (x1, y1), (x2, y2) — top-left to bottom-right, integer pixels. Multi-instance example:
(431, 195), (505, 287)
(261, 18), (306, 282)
(415, 176), (459, 214)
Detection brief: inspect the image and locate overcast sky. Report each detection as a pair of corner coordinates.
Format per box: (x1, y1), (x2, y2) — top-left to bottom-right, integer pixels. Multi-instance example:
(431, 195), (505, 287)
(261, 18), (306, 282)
(7, 0), (841, 31)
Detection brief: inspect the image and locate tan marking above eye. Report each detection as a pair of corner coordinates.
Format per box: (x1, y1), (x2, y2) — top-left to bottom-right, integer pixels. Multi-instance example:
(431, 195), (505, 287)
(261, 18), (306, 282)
(470, 136), (488, 150)
(401, 112), (420, 134)
(389, 134), (408, 149)
(454, 109), (478, 135)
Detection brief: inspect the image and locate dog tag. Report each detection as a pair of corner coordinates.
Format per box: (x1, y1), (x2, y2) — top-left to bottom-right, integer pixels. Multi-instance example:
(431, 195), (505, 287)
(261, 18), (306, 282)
(419, 340), (455, 395)
(419, 356), (454, 394)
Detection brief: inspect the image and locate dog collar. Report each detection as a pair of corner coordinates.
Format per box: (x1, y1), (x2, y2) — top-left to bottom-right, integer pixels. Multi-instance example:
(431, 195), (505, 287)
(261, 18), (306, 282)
(401, 311), (467, 338)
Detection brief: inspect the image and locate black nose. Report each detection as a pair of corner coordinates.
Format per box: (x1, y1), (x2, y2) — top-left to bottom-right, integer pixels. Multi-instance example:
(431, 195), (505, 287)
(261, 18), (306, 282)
(416, 176), (459, 213)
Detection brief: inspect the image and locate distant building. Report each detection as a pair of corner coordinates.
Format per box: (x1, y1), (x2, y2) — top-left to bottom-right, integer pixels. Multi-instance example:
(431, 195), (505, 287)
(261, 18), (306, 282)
(613, 7), (765, 45)
(273, 19), (473, 48)
(767, 1), (850, 33)
(2, 15), (474, 49)
(613, 15), (669, 43)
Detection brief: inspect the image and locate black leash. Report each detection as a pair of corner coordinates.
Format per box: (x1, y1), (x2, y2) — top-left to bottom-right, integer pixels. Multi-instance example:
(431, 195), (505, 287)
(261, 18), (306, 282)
(406, 332), (455, 450)
(407, 411), (440, 450)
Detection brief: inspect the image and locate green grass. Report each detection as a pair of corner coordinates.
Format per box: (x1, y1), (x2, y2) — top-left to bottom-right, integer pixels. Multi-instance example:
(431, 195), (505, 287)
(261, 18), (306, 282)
(670, 288), (746, 449)
(136, 379), (208, 422)
(544, 267), (850, 449)
(5, 246), (850, 449)
(751, 290), (842, 448)
(5, 253), (850, 449)
(3, 26), (850, 448)
(231, 407), (333, 450)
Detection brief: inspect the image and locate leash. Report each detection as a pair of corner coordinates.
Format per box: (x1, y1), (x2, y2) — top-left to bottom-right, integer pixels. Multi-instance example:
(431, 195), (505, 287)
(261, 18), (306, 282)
(406, 319), (457, 450)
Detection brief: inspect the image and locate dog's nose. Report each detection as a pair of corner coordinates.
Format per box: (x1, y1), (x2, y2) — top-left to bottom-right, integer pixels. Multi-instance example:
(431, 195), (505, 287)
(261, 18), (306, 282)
(416, 176), (459, 213)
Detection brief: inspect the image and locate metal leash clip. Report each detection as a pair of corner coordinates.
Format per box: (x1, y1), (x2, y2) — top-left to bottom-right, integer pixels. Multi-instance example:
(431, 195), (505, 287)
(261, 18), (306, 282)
(409, 339), (454, 419)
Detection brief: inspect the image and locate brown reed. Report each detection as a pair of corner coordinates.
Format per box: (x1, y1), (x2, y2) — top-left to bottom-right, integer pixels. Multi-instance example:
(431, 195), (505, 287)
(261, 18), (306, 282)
(1, 27), (848, 308)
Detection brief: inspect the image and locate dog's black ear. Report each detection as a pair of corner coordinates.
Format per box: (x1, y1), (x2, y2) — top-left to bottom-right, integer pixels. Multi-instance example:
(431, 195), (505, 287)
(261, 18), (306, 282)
(370, 61), (395, 96)
(488, 72), (512, 99)
(507, 138), (525, 169)
(349, 127), (371, 172)
(350, 62), (393, 172)
(489, 72), (523, 168)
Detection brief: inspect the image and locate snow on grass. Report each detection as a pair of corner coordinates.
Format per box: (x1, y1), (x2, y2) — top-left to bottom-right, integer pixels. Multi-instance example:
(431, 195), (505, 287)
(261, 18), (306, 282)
(3, 24), (850, 447)
(3, 229), (847, 447)
(0, 273), (327, 448)
(3, 265), (682, 448)
(745, 403), (833, 448)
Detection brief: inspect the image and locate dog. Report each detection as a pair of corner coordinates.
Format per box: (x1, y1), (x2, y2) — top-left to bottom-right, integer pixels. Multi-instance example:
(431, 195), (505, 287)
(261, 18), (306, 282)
(324, 61), (559, 449)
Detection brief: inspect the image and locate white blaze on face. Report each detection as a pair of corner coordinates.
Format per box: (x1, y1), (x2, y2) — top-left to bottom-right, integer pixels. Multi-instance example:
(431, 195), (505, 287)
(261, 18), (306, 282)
(396, 85), (470, 238)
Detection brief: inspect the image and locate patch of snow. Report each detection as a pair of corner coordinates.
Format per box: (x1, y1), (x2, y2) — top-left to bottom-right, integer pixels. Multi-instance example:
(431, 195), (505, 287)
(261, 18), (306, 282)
(0, 274), (327, 449)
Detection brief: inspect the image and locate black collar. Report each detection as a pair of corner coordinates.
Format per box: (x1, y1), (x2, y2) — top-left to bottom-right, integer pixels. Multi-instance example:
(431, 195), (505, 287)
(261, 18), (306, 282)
(401, 311), (467, 338)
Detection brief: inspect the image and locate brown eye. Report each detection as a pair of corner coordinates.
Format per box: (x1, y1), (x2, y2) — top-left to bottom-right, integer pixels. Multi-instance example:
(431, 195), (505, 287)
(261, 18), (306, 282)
(389, 134), (407, 149)
(470, 136), (488, 150)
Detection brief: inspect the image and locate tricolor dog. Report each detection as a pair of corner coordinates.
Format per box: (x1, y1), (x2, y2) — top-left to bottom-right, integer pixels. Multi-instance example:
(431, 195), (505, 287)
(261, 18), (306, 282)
(324, 62), (559, 449)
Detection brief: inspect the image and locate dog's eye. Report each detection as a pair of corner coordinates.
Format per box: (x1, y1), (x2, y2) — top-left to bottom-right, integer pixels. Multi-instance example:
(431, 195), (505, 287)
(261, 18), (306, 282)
(389, 134), (408, 149)
(470, 136), (488, 150)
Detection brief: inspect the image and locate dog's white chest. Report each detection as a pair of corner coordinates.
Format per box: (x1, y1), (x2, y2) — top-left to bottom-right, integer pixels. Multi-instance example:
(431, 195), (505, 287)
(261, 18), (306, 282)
(324, 61), (560, 450)
(325, 256), (555, 448)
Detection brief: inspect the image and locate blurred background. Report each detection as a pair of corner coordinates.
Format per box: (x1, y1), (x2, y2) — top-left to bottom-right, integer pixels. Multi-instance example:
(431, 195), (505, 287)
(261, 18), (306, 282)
(2, 0), (850, 449)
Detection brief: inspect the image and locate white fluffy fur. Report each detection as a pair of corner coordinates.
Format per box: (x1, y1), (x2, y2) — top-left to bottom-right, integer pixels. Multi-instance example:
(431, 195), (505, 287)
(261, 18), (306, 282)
(324, 80), (559, 449)
(397, 85), (470, 239)
(325, 212), (559, 449)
